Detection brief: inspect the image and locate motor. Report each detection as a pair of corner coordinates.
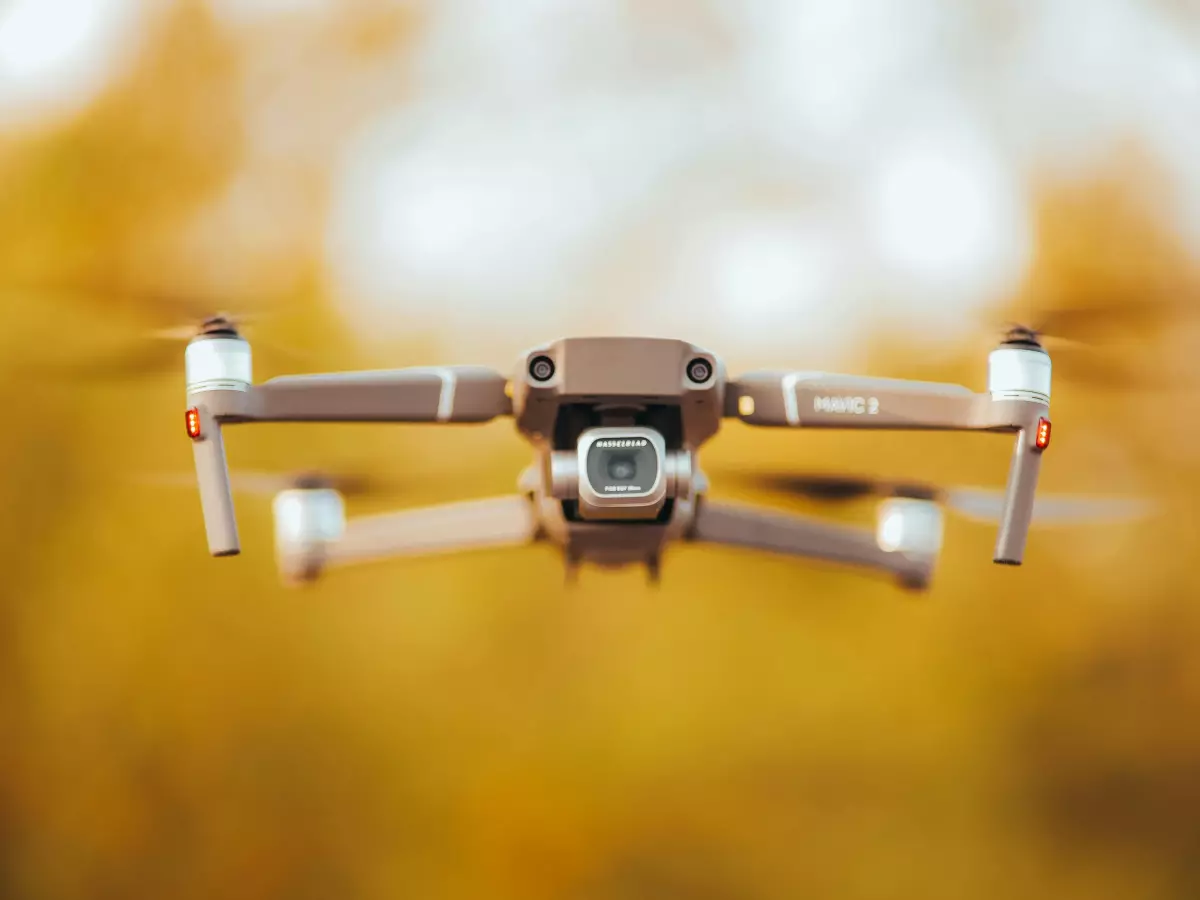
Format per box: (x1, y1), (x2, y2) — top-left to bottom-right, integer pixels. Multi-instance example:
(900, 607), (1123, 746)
(272, 487), (346, 584)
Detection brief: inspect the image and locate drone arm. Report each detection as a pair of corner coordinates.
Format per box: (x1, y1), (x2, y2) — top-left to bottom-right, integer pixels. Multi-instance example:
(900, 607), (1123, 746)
(686, 499), (934, 589)
(727, 371), (1050, 565)
(205, 366), (512, 424)
(322, 495), (540, 571)
(185, 366), (511, 556)
(727, 372), (985, 430)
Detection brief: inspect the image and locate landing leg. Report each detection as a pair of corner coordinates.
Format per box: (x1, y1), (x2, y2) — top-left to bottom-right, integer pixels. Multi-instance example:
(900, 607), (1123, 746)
(645, 556), (661, 586)
(564, 550), (582, 586)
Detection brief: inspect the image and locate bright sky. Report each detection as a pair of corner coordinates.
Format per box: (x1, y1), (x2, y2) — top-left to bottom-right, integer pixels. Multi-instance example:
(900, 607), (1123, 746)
(1, 0), (1197, 360)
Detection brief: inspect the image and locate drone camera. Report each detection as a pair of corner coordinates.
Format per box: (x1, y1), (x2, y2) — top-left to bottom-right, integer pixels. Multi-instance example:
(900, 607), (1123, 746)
(587, 434), (660, 497)
(548, 427), (693, 520)
(579, 427), (667, 519)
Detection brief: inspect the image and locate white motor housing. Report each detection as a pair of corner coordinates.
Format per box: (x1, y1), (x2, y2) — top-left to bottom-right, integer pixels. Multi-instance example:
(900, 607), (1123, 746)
(987, 346), (1051, 404)
(876, 498), (944, 557)
(186, 335), (253, 394)
(273, 488), (346, 584)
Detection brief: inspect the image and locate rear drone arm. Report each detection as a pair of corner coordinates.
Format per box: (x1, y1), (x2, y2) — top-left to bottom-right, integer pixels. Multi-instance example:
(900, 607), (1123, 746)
(185, 337), (512, 556)
(276, 494), (540, 584)
(687, 499), (935, 590)
(727, 351), (1052, 566)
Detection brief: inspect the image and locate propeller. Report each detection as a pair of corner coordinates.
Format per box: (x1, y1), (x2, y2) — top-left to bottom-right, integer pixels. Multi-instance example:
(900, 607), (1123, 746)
(28, 309), (314, 382)
(150, 310), (264, 341)
(722, 471), (1158, 526)
(8, 279), (315, 382)
(1019, 297), (1198, 339)
(987, 295), (1200, 391)
(133, 468), (411, 499)
(999, 298), (1200, 346)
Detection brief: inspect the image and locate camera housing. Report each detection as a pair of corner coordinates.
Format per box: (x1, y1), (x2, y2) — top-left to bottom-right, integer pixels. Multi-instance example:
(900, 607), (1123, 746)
(579, 426), (667, 518)
(548, 426), (693, 521)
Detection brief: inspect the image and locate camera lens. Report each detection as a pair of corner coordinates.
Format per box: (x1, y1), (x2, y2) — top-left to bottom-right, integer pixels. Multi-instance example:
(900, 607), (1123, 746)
(686, 358), (713, 384)
(606, 454), (637, 481)
(529, 355), (555, 382)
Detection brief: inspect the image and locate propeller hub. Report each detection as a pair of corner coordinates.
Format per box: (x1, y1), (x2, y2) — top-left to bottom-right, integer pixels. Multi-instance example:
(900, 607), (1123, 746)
(1000, 324), (1045, 351)
(293, 472), (335, 491)
(199, 315), (240, 338)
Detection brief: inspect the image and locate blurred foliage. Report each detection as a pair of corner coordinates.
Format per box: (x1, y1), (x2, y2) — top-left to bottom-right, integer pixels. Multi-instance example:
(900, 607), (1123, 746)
(0, 2), (243, 306)
(1, 3), (1199, 899)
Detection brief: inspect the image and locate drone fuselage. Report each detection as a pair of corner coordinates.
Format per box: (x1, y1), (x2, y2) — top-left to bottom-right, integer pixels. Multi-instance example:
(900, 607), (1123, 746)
(510, 336), (726, 450)
(509, 337), (721, 572)
(186, 327), (1052, 584)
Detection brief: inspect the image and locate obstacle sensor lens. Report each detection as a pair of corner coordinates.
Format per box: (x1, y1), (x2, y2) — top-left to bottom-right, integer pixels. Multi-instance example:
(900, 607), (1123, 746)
(686, 358), (713, 384)
(529, 356), (556, 382)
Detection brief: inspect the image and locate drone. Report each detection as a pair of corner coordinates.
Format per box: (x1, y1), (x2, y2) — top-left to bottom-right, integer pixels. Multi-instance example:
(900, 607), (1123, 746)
(175, 314), (1149, 591)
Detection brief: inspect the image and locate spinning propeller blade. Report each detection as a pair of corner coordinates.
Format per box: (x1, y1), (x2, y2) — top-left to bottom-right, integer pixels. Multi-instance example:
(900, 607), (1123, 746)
(133, 468), (410, 499)
(1030, 297), (1200, 339)
(29, 309), (311, 382)
(148, 309), (271, 341)
(938, 487), (1155, 525)
(724, 471), (1158, 525)
(733, 473), (940, 502)
(5, 277), (314, 381)
(986, 293), (1200, 391)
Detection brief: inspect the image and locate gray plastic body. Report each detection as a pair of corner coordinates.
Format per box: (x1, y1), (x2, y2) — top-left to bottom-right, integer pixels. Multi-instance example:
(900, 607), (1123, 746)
(182, 331), (1068, 587)
(729, 350), (1052, 564)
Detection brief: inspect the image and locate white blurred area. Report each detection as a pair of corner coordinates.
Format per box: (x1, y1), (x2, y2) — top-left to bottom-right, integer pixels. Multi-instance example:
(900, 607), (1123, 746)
(0, 0), (143, 125)
(2, 0), (1198, 362)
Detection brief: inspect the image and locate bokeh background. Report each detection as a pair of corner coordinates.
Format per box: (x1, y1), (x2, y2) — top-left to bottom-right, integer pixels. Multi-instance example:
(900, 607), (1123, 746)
(2, 1), (1200, 897)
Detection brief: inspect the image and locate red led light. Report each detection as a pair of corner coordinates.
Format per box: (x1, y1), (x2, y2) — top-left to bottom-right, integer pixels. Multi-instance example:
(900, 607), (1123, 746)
(1033, 417), (1051, 451)
(186, 408), (202, 440)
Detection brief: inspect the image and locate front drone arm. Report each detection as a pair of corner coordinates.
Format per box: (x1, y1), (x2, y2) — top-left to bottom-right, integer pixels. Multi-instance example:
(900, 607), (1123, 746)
(728, 371), (993, 430)
(185, 358), (512, 556)
(201, 366), (512, 423)
(687, 499), (935, 590)
(727, 365), (1051, 566)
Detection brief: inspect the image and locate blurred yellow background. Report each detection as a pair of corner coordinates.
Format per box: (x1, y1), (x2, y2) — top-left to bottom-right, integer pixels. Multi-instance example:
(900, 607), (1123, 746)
(2, 1), (1200, 897)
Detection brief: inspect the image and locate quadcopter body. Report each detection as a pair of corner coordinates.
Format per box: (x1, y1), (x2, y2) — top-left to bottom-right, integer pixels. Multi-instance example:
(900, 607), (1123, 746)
(183, 324), (1058, 590)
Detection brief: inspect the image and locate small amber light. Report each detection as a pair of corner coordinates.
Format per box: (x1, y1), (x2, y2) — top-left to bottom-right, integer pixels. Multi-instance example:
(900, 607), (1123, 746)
(1034, 417), (1051, 451)
(738, 395), (756, 417)
(186, 408), (202, 440)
